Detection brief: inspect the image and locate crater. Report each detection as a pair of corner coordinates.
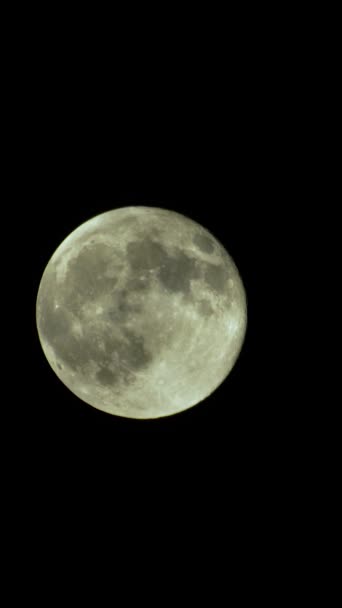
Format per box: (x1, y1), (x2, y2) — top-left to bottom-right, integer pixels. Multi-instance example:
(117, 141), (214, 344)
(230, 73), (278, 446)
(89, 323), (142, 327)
(193, 232), (215, 254)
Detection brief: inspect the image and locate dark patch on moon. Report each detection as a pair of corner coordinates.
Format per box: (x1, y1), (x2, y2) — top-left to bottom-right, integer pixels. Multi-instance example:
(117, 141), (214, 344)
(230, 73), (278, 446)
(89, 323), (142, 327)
(49, 329), (91, 370)
(93, 327), (153, 387)
(40, 305), (71, 339)
(117, 216), (139, 229)
(60, 243), (120, 313)
(126, 237), (205, 296)
(119, 299), (141, 316)
(110, 277), (118, 286)
(96, 367), (116, 386)
(126, 238), (168, 271)
(38, 284), (108, 372)
(197, 299), (214, 317)
(121, 328), (153, 371)
(157, 250), (201, 295)
(203, 261), (230, 293)
(107, 307), (124, 324)
(127, 237), (202, 295)
(126, 276), (151, 292)
(193, 233), (215, 254)
(149, 227), (162, 239)
(107, 290), (143, 324)
(39, 273), (153, 387)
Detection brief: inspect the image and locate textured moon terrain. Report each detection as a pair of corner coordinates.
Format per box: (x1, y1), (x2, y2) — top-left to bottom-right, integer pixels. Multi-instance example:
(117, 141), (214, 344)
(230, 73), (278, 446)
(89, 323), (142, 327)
(36, 207), (247, 418)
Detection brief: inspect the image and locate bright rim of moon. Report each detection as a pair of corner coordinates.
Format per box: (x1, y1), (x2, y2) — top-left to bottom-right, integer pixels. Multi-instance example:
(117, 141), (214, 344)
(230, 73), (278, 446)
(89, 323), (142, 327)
(36, 207), (247, 419)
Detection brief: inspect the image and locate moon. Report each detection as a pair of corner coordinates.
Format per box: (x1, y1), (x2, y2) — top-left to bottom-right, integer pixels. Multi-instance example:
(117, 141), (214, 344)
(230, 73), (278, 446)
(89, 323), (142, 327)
(36, 207), (247, 419)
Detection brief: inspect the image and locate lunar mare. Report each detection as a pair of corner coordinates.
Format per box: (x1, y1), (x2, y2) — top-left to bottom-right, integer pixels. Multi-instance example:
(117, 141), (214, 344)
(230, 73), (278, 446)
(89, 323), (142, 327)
(36, 207), (247, 418)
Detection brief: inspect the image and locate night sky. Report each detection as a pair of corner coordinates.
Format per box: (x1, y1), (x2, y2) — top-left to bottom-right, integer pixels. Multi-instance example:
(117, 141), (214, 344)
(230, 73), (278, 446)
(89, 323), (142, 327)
(17, 60), (291, 499)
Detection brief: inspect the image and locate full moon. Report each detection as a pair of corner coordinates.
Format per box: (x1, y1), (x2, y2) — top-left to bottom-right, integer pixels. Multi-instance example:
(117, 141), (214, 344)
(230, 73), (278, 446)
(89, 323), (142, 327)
(36, 207), (247, 419)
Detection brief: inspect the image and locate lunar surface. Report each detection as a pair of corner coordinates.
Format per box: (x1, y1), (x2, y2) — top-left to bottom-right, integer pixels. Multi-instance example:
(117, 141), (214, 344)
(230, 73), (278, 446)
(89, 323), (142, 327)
(36, 207), (247, 418)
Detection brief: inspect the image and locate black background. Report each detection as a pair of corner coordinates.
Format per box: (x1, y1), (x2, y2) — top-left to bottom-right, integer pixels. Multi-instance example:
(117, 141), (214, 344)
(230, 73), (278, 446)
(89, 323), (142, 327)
(22, 146), (294, 563)
(2, 7), (324, 597)
(21, 72), (288, 482)
(11, 19), (300, 520)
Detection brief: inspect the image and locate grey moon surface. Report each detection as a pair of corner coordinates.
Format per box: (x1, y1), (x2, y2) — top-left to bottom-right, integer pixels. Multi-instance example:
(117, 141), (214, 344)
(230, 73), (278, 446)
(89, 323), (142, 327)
(36, 207), (247, 419)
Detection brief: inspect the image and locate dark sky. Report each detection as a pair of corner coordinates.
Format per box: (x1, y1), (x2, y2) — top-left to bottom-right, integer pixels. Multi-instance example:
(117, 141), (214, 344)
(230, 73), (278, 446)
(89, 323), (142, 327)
(3, 13), (312, 588)
(15, 49), (293, 497)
